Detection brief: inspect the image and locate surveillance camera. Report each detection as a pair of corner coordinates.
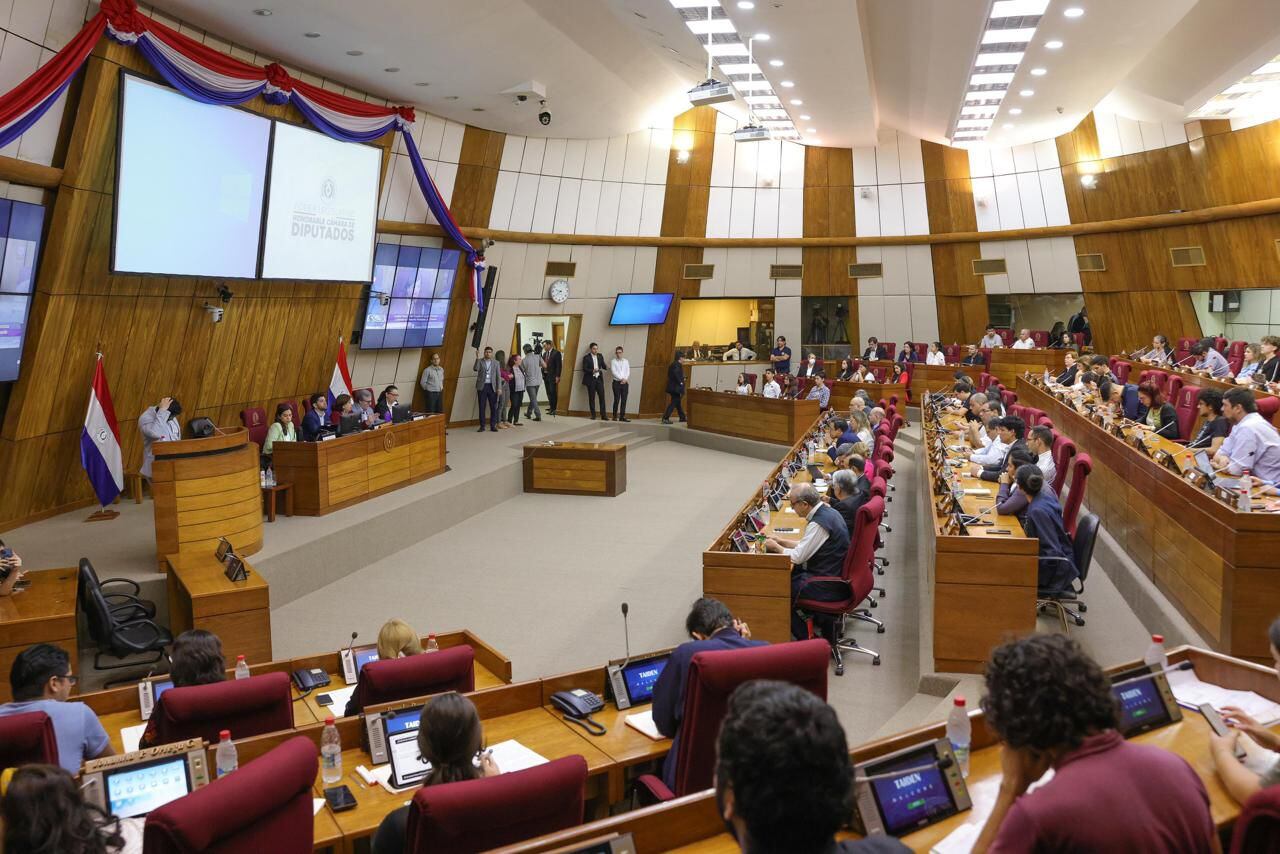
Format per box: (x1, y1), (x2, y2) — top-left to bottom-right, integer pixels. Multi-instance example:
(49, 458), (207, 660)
(216, 284), (234, 304)
(203, 303), (224, 323)
(515, 94), (528, 103)
(538, 109), (551, 126)
(1056, 106), (1065, 115)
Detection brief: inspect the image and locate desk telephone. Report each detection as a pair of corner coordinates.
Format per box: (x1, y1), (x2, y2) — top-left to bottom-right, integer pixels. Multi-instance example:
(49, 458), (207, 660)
(551, 688), (607, 736)
(291, 667), (330, 693)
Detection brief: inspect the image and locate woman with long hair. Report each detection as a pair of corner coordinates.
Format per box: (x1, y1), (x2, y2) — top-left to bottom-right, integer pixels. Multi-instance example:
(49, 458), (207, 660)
(2, 764), (142, 853)
(494, 350), (511, 430)
(506, 353), (526, 425)
(377, 618), (423, 660)
(140, 629), (226, 747)
(836, 358), (854, 381)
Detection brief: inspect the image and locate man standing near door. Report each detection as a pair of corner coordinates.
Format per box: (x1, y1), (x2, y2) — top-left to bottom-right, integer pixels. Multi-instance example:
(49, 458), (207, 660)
(582, 343), (608, 420)
(473, 346), (501, 432)
(542, 339), (562, 416)
(611, 346), (631, 422)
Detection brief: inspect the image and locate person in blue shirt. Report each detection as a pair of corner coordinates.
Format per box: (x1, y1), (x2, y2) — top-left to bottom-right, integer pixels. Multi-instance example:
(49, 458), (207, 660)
(1191, 339), (1233, 379)
(1016, 465), (1078, 594)
(0, 644), (112, 774)
(825, 419), (858, 462)
(769, 335), (792, 375)
(805, 373), (831, 410)
(652, 598), (766, 792)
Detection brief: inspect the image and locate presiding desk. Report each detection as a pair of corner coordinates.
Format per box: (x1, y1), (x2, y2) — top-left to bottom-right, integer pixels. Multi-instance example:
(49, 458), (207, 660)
(685, 388), (819, 445)
(1020, 376), (1280, 661)
(272, 416), (446, 515)
(149, 427), (262, 570)
(501, 645), (1280, 853)
(523, 441), (627, 496)
(0, 567), (77, 703)
(920, 401), (1037, 673)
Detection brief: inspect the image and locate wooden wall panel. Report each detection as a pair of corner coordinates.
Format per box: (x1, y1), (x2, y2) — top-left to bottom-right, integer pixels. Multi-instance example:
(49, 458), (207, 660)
(800, 146), (859, 348)
(922, 140), (986, 344)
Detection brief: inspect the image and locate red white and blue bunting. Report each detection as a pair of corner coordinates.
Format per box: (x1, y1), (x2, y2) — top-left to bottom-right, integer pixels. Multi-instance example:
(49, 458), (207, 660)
(0, 0), (485, 309)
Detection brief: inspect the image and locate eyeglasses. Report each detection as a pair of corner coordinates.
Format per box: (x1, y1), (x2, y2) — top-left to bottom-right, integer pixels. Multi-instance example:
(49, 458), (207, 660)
(58, 673), (79, 685)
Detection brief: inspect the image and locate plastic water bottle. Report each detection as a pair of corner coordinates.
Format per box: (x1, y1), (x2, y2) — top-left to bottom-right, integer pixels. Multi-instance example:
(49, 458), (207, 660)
(426, 634), (439, 653)
(321, 716), (342, 784)
(234, 655), (250, 680)
(266, 467), (275, 487)
(1239, 470), (1253, 513)
(215, 730), (237, 778)
(259, 468), (267, 488)
(946, 696), (972, 777)
(1144, 634), (1168, 671)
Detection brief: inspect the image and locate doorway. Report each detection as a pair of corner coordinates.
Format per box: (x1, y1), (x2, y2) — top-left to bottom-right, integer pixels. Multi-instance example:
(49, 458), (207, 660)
(513, 314), (581, 416)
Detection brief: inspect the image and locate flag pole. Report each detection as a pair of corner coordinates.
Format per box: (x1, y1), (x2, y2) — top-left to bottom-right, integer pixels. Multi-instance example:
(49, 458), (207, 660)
(84, 350), (121, 522)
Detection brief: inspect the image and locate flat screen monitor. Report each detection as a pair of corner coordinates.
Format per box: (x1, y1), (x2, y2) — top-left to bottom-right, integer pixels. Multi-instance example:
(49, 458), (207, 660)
(261, 122), (381, 281)
(620, 655), (669, 706)
(865, 743), (961, 836)
(113, 74), (270, 278)
(360, 244), (459, 349)
(609, 293), (674, 326)
(353, 647), (380, 674)
(0, 199), (45, 382)
(105, 755), (193, 818)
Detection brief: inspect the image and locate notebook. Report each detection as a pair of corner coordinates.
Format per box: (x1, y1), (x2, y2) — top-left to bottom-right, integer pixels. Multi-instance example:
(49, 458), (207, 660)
(624, 708), (663, 740)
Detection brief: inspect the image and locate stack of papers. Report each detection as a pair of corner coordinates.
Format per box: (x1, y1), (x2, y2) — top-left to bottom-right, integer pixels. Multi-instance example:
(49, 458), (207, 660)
(1166, 669), (1280, 725)
(624, 708), (663, 740)
(120, 723), (147, 754)
(930, 770), (1055, 853)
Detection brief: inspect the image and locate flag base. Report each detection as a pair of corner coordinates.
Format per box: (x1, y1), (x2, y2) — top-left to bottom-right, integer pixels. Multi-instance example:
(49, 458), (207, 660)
(85, 508), (120, 522)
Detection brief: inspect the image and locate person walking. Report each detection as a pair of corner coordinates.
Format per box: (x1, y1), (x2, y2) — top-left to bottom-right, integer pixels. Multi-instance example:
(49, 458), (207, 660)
(495, 350), (512, 430)
(662, 350), (687, 424)
(610, 345), (631, 422)
(521, 343), (543, 422)
(506, 353), (526, 425)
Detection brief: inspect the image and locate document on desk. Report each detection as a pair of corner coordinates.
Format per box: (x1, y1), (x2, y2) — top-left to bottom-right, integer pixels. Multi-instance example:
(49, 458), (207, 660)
(487, 739), (548, 773)
(320, 685), (357, 713)
(1167, 669), (1280, 725)
(313, 798), (325, 815)
(930, 770), (1055, 854)
(624, 708), (663, 740)
(121, 723), (147, 754)
(962, 488), (992, 496)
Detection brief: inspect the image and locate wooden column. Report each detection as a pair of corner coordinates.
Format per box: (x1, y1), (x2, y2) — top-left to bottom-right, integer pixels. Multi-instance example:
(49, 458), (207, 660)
(922, 141), (986, 345)
(802, 146), (858, 337)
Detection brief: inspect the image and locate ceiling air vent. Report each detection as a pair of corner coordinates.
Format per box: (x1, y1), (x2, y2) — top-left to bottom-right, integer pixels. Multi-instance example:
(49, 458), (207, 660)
(770, 264), (804, 279)
(1076, 253), (1106, 272)
(971, 258), (1008, 275)
(1169, 246), (1206, 268)
(848, 263), (884, 278)
(683, 264), (715, 279)
(544, 261), (576, 278)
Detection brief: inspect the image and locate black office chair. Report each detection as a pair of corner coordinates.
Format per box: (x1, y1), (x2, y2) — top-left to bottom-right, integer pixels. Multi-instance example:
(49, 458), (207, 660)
(80, 561), (172, 682)
(77, 558), (156, 622)
(1036, 512), (1099, 632)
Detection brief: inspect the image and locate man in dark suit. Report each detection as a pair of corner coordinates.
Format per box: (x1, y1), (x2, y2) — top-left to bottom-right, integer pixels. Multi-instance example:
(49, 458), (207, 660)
(974, 415), (1027, 482)
(300, 393), (327, 441)
(662, 350), (687, 423)
(652, 598), (765, 792)
(795, 352), (820, 378)
(542, 339), (562, 415)
(828, 465), (871, 536)
(861, 337), (881, 361)
(961, 343), (986, 366)
(581, 342), (607, 419)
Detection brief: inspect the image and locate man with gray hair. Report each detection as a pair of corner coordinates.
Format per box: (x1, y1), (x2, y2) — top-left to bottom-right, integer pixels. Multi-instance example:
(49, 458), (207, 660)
(764, 483), (851, 639)
(965, 391), (988, 425)
(1012, 328), (1035, 350)
(869, 407), (888, 438)
(828, 466), (870, 536)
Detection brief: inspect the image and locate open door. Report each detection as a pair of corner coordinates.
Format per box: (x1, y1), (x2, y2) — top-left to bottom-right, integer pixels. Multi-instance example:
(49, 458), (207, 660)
(512, 314), (582, 416)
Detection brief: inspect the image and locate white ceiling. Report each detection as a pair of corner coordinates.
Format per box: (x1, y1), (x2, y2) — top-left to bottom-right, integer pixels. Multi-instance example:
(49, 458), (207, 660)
(144, 0), (1280, 149)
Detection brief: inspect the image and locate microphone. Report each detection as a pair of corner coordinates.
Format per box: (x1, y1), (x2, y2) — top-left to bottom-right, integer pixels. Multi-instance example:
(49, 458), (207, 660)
(345, 631), (359, 656)
(1110, 660), (1193, 690)
(856, 754), (955, 783)
(1173, 354), (1196, 367)
(620, 603), (631, 666)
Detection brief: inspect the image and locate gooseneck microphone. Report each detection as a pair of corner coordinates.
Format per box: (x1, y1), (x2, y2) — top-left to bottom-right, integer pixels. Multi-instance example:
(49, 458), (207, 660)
(620, 603), (631, 666)
(345, 631), (359, 656)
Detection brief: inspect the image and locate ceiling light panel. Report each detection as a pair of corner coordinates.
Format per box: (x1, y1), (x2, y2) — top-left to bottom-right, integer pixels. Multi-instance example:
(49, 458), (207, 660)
(1191, 51), (1280, 119)
(669, 0), (720, 7)
(952, 0), (1053, 143)
(991, 0), (1049, 15)
(982, 27), (1035, 44)
(686, 19), (737, 35)
(975, 52), (1025, 66)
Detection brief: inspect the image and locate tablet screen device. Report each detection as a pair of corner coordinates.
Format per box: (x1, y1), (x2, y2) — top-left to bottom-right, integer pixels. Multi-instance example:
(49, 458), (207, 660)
(1109, 664), (1182, 736)
(385, 706), (431, 789)
(82, 739), (209, 819)
(619, 654), (669, 706)
(852, 738), (970, 837)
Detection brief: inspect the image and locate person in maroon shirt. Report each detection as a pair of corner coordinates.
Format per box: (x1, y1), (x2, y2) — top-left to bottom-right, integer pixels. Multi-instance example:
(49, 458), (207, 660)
(974, 634), (1219, 854)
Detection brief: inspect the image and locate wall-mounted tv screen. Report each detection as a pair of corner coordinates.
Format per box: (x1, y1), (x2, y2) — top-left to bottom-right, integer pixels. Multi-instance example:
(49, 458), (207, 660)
(0, 199), (46, 382)
(260, 122), (381, 282)
(359, 244), (459, 349)
(609, 292), (674, 326)
(114, 75), (270, 278)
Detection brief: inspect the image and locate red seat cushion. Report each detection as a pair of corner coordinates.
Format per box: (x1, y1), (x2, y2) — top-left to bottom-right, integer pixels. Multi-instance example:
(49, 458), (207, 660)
(353, 645), (475, 712)
(0, 711), (57, 769)
(154, 673), (294, 746)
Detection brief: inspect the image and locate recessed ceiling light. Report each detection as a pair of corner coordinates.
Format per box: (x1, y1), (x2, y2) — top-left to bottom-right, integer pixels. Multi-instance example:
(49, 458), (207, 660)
(252, 8), (272, 15)
(1045, 39), (1063, 49)
(1003, 123), (1014, 129)
(414, 82), (430, 87)
(1019, 89), (1035, 96)
(444, 95), (459, 101)
(1008, 108), (1022, 115)
(346, 50), (363, 56)
(807, 127), (816, 133)
(753, 32), (770, 40)
(385, 67), (400, 73)
(769, 59), (784, 67)
(1063, 6), (1084, 17)
(737, 0), (755, 7)
(790, 99), (803, 105)
(799, 114), (811, 120)
(304, 32), (321, 38)
(780, 80), (795, 87)
(1029, 67), (1047, 76)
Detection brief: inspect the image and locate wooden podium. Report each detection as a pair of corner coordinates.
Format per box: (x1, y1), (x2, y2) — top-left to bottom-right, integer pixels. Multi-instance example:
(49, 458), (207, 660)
(149, 427), (263, 570)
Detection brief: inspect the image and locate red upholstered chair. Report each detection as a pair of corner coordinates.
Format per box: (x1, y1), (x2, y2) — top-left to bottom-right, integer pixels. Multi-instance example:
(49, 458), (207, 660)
(850, 357), (862, 371)
(1214, 337), (1228, 353)
(1038, 418), (1054, 430)
(143, 735), (317, 854)
(943, 344), (961, 364)
(872, 368), (886, 382)
(404, 756), (587, 853)
(795, 377), (811, 398)
(239, 407), (268, 449)
(1051, 435), (1076, 496)
(1257, 395), (1280, 426)
(742, 373), (757, 392)
(1072, 332), (1085, 348)
(979, 347), (993, 369)
(888, 414), (904, 442)
(1174, 345), (1191, 366)
(1030, 330), (1049, 348)
(1008, 404), (1028, 423)
(1001, 389), (1017, 409)
(1139, 370), (1168, 395)
(1113, 360), (1132, 384)
(1227, 341), (1247, 376)
(1174, 384), (1199, 441)
(878, 343), (895, 360)
(1165, 375), (1184, 406)
(152, 673), (294, 746)
(1229, 785), (1280, 854)
(978, 372), (993, 392)
(1108, 356), (1119, 373)
(911, 343), (928, 361)
(0, 711), (57, 770)
(349, 645), (474, 713)
(796, 496), (886, 675)
(635, 639), (829, 801)
(1024, 408), (1047, 427)
(996, 329), (1014, 347)
(1062, 453), (1092, 538)
(1177, 336), (1197, 353)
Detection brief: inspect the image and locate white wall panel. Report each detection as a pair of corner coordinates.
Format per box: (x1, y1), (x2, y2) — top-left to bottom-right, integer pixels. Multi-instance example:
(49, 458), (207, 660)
(855, 247), (883, 297)
(609, 247), (637, 295)
(418, 115), (447, 161)
(706, 187), (732, 238)
(1016, 171), (1047, 228)
(1027, 237), (1056, 294)
(403, 161), (430, 223)
(883, 296), (913, 345)
(542, 138), (567, 176)
(755, 140), (782, 188)
(1116, 115), (1144, 155)
(710, 132), (736, 187)
(780, 142), (806, 188)
(971, 177), (999, 231)
(381, 156), (413, 221)
(553, 178), (580, 234)
(716, 111), (738, 135)
(1039, 169), (1070, 226)
(980, 240), (1009, 294)
(968, 147), (994, 179)
(603, 135), (627, 182)
(858, 295), (886, 342)
(723, 249), (753, 297)
(877, 184), (906, 237)
(1033, 139), (1060, 170)
(519, 137), (546, 174)
(753, 188), (779, 238)
(993, 174), (1025, 230)
(639, 184), (665, 237)
(853, 146), (878, 185)
(1004, 240), (1034, 293)
(632, 246), (658, 294)
(728, 188), (756, 238)
(732, 140), (758, 187)
(1012, 143), (1037, 174)
(623, 130), (650, 184)
(574, 180), (602, 235)
(898, 134), (925, 183)
(1094, 111), (1123, 158)
(647, 127), (672, 185)
(439, 121), (465, 163)
(46, 0), (90, 50)
(594, 182), (622, 235)
(1139, 121), (1165, 153)
(775, 296), (802, 354)
(584, 246), (614, 298)
(508, 172), (540, 232)
(562, 139), (587, 179)
(530, 175), (560, 233)
(909, 295), (941, 343)
(616, 183), (644, 236)
(906, 245), (935, 295)
(854, 187), (880, 236)
(1162, 122), (1188, 148)
(880, 245), (909, 295)
(582, 138), (608, 181)
(701, 248), (728, 297)
(517, 243), (551, 299)
(778, 188), (803, 237)
(989, 146), (1015, 177)
(1048, 236), (1084, 294)
(875, 129), (901, 184)
(902, 184), (929, 235)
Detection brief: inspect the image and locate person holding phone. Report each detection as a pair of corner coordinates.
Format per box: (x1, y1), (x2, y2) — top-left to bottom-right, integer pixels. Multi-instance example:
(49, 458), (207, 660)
(1208, 615), (1280, 806)
(138, 396), (182, 479)
(0, 543), (24, 597)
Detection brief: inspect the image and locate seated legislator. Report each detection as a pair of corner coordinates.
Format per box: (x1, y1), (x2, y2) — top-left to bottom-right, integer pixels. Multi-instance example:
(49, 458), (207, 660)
(1191, 339), (1233, 379)
(141, 629), (225, 748)
(927, 341), (947, 365)
(1016, 465), (1077, 595)
(1088, 354), (1114, 382)
(722, 340), (757, 361)
(262, 403), (296, 459)
(849, 393), (868, 414)
(761, 369), (781, 398)
(0, 644), (112, 773)
(0, 549), (25, 598)
(716, 681), (909, 854)
(138, 396), (182, 480)
(1143, 334), (1174, 365)
(1236, 343), (1264, 385)
(1190, 389), (1230, 455)
(1208, 615), (1280, 807)
(1011, 329), (1035, 350)
(836, 359), (855, 381)
(1, 763), (145, 853)
(973, 416), (1027, 483)
(962, 343), (987, 365)
(897, 341), (919, 363)
(1258, 335), (1280, 385)
(806, 373), (831, 410)
(1214, 388), (1280, 486)
(377, 618), (424, 659)
(651, 598), (765, 792)
(969, 417), (1007, 466)
(994, 450), (1039, 519)
(1054, 351), (1080, 386)
(300, 393), (327, 441)
(979, 325), (1004, 349)
(828, 466), (870, 536)
(352, 387), (379, 427)
(735, 373), (752, 395)
(796, 353), (821, 378)
(329, 393), (354, 426)
(848, 410), (873, 446)
(375, 385), (400, 420)
(861, 337), (880, 361)
(963, 405), (994, 449)
(1137, 382), (1180, 440)
(974, 634), (1216, 853)
(1026, 425), (1057, 488)
(887, 363), (908, 385)
(825, 420), (858, 461)
(371, 692), (502, 854)
(762, 484), (851, 639)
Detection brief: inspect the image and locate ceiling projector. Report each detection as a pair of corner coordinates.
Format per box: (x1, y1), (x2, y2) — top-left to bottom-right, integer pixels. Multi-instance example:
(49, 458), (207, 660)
(732, 124), (771, 142)
(688, 78), (735, 106)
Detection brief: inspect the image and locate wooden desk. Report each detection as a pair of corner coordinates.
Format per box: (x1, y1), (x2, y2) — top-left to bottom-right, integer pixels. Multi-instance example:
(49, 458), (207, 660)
(523, 442), (627, 497)
(1021, 377), (1280, 661)
(989, 347), (1066, 380)
(165, 552), (272, 665)
(501, 645), (1279, 853)
(685, 389), (819, 446)
(829, 379), (908, 410)
(150, 427), (262, 570)
(920, 404), (1037, 673)
(0, 567), (76, 702)
(271, 416), (446, 515)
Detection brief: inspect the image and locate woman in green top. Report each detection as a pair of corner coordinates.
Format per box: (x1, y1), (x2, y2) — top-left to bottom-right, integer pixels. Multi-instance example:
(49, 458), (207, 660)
(263, 403), (296, 456)
(1137, 381), (1179, 440)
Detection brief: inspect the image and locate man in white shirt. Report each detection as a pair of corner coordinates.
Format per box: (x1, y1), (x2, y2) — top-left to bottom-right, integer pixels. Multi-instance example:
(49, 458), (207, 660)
(979, 326), (1004, 349)
(1028, 424), (1057, 490)
(969, 418), (1008, 466)
(610, 346), (631, 422)
(1011, 329), (1035, 350)
(761, 483), (852, 639)
(966, 411), (997, 450)
(722, 340), (757, 361)
(1214, 388), (1280, 486)
(926, 342), (947, 365)
(761, 369), (781, 398)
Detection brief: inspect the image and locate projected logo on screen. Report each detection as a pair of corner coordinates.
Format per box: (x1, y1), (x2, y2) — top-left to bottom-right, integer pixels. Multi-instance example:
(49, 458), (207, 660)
(289, 175), (356, 242)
